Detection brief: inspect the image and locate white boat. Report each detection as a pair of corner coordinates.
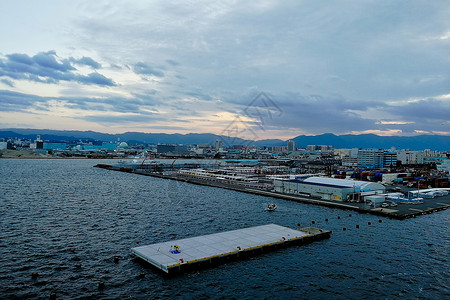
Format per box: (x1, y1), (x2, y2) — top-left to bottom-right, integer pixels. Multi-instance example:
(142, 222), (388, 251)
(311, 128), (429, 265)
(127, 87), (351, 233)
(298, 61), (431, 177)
(265, 204), (277, 211)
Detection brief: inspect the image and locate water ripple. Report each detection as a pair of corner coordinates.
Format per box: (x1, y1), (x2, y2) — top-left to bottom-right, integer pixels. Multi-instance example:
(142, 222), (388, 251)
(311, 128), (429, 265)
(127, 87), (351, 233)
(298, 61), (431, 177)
(0, 159), (448, 299)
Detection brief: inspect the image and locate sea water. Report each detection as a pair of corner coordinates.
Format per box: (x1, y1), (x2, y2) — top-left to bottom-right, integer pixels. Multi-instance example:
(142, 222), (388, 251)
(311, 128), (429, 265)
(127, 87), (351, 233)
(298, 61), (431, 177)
(0, 159), (448, 299)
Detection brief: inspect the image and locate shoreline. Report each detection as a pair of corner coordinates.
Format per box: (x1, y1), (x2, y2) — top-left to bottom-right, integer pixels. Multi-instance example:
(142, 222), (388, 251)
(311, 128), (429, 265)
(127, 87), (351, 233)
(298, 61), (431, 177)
(94, 164), (450, 220)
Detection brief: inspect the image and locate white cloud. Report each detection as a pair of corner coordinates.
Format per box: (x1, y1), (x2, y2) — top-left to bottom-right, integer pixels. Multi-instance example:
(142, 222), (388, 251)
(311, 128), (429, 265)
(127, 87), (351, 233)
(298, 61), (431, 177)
(376, 121), (415, 125)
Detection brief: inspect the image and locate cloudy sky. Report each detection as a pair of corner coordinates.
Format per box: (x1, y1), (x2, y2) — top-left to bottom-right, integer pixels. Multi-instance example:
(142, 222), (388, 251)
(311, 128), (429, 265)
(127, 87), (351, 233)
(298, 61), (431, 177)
(0, 1), (449, 139)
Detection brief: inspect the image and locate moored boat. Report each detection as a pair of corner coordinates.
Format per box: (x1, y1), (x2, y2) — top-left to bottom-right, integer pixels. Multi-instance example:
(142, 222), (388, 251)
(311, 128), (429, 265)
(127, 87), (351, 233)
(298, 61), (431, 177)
(265, 204), (277, 211)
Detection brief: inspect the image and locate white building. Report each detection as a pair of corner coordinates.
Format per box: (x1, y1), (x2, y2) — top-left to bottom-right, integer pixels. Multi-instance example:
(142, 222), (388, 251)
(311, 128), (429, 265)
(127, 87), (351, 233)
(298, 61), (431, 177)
(396, 150), (424, 165)
(274, 176), (385, 201)
(0, 141), (10, 150)
(437, 159), (450, 173)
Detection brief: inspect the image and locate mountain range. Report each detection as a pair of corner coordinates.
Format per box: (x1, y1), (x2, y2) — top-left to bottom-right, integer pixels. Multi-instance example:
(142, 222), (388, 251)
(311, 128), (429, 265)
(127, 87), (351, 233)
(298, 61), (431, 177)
(0, 128), (449, 151)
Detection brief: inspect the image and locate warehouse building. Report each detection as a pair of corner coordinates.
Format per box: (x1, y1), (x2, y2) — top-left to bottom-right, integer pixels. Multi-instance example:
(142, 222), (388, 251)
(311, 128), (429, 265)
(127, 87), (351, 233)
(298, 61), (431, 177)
(274, 176), (385, 201)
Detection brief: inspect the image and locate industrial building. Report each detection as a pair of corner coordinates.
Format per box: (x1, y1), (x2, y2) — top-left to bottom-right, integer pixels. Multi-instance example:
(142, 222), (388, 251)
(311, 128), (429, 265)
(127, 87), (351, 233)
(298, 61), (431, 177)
(157, 144), (189, 154)
(274, 176), (385, 201)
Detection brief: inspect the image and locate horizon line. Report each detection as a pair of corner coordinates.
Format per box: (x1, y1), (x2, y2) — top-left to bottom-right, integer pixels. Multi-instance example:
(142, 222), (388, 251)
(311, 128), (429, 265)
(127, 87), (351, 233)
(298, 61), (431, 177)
(1, 127), (450, 141)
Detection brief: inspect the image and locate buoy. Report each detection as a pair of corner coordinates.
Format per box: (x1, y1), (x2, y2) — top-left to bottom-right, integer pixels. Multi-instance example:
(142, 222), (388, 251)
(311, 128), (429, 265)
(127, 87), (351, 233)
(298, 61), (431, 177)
(297, 223), (301, 227)
(349, 214), (352, 217)
(114, 256), (120, 263)
(325, 219), (328, 222)
(337, 216), (341, 219)
(136, 241), (140, 244)
(311, 221), (315, 224)
(31, 272), (39, 279)
(378, 220), (382, 223)
(98, 282), (105, 290)
(343, 227), (347, 231)
(50, 293), (56, 300)
(356, 225), (360, 228)
(368, 222), (371, 225)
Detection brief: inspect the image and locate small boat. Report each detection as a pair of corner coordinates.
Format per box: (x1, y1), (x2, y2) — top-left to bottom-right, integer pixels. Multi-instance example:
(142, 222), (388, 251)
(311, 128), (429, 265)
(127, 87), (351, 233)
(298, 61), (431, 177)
(265, 204), (277, 211)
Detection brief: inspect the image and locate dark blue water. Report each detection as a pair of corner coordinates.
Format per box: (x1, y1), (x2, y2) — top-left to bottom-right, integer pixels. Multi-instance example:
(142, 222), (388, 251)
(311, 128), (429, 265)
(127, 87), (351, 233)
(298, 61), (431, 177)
(0, 159), (448, 299)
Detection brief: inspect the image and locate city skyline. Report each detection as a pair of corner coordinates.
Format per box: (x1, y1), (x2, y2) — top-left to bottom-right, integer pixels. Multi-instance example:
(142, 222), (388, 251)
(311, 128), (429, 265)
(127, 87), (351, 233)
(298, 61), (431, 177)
(1, 1), (450, 139)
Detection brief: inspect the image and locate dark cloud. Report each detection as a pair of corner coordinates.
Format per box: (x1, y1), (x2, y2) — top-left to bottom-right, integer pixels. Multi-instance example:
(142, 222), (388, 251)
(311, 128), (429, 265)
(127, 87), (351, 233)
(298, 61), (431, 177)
(80, 114), (160, 124)
(235, 91), (450, 135)
(70, 56), (101, 69)
(0, 90), (46, 112)
(227, 92), (382, 134)
(110, 63), (122, 69)
(184, 91), (213, 100)
(6, 53), (34, 65)
(0, 89), (160, 116)
(385, 98), (450, 121)
(0, 78), (14, 87)
(140, 124), (190, 130)
(133, 62), (164, 77)
(77, 72), (114, 86)
(166, 59), (180, 66)
(33, 51), (74, 72)
(379, 98), (450, 133)
(0, 51), (115, 86)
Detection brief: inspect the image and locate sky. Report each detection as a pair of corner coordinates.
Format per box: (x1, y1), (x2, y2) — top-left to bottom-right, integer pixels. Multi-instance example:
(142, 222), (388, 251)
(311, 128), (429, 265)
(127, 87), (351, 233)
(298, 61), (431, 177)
(0, 0), (449, 140)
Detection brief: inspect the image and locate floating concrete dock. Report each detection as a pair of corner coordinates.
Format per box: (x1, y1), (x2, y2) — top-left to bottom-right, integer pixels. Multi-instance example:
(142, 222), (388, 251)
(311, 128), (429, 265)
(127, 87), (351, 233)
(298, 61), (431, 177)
(132, 224), (331, 274)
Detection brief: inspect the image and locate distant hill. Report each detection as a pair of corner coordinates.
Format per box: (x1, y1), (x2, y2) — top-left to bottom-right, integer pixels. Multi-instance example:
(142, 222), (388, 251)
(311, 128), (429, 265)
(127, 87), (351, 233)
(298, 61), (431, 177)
(0, 128), (449, 151)
(0, 129), (249, 146)
(291, 133), (450, 151)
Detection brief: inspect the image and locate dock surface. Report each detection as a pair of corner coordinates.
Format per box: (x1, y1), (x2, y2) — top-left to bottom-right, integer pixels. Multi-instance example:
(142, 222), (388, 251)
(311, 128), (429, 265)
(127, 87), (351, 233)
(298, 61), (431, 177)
(132, 224), (330, 274)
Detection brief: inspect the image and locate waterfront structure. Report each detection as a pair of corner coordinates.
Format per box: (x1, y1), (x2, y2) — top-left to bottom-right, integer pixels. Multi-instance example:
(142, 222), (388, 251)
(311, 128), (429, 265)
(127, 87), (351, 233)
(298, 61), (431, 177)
(287, 140), (297, 152)
(270, 146), (286, 152)
(357, 149), (382, 168)
(131, 224), (331, 274)
(74, 142), (118, 151)
(383, 151), (397, 167)
(437, 159), (450, 173)
(0, 141), (13, 150)
(396, 150), (425, 165)
(30, 135), (44, 149)
(357, 148), (397, 168)
(215, 140), (223, 150)
(157, 144), (189, 154)
(342, 156), (358, 167)
(424, 156), (448, 164)
(307, 145), (334, 152)
(333, 149), (352, 158)
(274, 176), (385, 201)
(43, 142), (68, 150)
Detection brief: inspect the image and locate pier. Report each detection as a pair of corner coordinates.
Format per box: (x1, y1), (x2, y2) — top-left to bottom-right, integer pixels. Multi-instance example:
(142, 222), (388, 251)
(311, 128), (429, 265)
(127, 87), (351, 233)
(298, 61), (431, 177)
(94, 164), (450, 219)
(131, 224), (331, 274)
